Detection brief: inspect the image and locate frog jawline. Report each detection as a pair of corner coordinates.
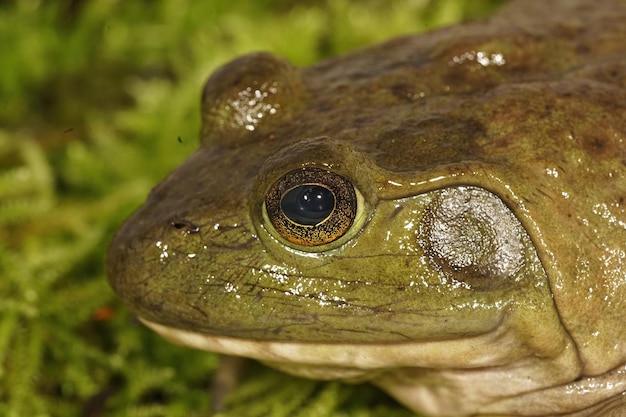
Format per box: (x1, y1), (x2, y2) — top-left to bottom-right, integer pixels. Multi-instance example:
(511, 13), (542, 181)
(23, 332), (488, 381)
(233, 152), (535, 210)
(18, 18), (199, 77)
(141, 316), (533, 372)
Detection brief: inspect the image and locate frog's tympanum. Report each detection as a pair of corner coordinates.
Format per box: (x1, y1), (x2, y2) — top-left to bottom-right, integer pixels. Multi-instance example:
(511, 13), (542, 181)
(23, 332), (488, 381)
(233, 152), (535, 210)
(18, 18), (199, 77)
(107, 0), (626, 415)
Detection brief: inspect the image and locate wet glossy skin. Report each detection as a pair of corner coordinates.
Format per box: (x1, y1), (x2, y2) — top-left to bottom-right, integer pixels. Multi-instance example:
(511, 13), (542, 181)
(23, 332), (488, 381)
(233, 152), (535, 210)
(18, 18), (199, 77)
(107, 0), (626, 415)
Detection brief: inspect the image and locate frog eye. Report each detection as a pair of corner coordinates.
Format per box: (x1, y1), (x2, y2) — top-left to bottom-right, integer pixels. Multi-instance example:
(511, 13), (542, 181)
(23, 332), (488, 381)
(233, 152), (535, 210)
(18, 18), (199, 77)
(265, 168), (357, 247)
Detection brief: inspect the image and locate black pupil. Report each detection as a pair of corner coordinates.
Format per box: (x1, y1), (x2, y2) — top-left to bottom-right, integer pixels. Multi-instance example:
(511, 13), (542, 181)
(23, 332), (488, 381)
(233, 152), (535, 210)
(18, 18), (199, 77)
(281, 185), (335, 226)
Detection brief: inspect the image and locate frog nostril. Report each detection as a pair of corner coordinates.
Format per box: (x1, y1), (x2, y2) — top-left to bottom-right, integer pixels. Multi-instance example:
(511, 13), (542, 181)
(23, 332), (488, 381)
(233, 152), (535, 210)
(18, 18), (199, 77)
(171, 220), (200, 234)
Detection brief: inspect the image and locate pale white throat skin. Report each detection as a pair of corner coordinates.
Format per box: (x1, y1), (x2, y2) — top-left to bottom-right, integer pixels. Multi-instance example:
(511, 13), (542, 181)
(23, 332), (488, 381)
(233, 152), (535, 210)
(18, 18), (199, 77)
(143, 318), (626, 417)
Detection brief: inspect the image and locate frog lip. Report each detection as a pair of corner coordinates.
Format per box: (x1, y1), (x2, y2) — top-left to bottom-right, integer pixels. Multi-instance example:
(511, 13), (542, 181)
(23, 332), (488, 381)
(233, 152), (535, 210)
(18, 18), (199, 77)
(140, 317), (534, 370)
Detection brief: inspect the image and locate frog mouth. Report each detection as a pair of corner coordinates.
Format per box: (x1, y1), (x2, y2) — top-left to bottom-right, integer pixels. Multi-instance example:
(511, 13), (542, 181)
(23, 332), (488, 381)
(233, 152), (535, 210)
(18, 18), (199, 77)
(141, 316), (594, 417)
(139, 314), (570, 378)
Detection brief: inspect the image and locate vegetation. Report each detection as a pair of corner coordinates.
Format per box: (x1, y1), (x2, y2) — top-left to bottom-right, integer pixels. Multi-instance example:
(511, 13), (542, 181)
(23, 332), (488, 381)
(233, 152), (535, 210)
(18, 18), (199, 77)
(0, 1), (504, 415)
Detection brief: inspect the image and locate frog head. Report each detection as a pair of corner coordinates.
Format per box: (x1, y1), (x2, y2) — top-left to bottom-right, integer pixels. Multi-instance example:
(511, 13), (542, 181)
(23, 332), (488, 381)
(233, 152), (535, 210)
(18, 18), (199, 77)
(107, 1), (626, 415)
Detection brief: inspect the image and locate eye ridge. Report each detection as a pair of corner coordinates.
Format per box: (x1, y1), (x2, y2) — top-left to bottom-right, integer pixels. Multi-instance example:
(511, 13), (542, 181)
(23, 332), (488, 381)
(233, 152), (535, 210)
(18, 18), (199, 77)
(265, 168), (357, 247)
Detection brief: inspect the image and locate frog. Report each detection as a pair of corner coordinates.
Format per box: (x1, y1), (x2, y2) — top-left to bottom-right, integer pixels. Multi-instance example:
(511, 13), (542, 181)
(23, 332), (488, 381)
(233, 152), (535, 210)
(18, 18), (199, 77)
(106, 0), (626, 415)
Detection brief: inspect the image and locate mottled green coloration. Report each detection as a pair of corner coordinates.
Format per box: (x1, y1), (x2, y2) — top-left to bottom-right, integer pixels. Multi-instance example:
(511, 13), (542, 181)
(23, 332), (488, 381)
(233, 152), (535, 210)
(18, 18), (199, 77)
(108, 0), (626, 415)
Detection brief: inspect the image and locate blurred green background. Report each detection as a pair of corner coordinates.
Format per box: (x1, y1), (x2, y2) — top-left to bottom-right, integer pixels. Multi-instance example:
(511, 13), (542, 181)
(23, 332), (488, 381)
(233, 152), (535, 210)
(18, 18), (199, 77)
(0, 1), (505, 416)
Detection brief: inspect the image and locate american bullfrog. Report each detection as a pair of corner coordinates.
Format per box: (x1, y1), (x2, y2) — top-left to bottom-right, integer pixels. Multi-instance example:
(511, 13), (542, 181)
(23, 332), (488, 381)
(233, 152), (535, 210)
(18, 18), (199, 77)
(107, 0), (626, 415)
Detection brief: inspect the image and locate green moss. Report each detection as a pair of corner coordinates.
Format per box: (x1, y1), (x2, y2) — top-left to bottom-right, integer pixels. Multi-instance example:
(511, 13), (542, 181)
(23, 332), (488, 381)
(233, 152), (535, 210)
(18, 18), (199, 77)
(0, 0), (505, 415)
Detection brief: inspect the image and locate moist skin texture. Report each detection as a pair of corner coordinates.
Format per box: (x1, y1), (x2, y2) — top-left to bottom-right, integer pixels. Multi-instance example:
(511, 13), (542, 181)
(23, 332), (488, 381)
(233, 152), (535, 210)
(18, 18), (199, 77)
(107, 0), (626, 415)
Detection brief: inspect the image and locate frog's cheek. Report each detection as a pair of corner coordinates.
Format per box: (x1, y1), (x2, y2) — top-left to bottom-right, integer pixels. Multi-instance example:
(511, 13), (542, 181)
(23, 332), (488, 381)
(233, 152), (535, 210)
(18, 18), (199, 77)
(418, 186), (525, 289)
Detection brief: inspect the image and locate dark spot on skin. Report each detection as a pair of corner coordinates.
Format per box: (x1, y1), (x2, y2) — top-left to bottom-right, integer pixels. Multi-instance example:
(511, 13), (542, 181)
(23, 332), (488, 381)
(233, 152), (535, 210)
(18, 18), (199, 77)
(171, 220), (200, 234)
(588, 136), (606, 151)
(581, 134), (619, 159)
(390, 82), (418, 102)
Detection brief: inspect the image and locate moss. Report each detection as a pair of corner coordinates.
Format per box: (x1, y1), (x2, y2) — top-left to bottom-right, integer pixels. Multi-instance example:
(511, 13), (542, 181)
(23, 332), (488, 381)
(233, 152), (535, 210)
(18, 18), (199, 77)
(0, 0), (505, 415)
